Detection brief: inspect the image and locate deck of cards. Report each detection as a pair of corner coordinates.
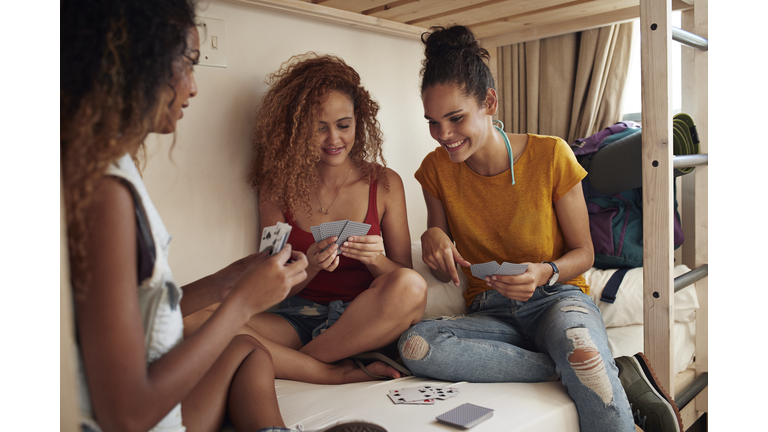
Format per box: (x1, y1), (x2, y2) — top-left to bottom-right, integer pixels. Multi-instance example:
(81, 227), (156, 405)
(259, 222), (292, 256)
(436, 403), (494, 429)
(310, 219), (371, 255)
(470, 261), (528, 280)
(387, 385), (460, 405)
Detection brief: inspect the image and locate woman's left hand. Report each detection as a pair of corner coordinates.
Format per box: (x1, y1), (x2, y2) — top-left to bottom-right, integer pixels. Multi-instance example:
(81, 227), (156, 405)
(486, 262), (550, 302)
(339, 234), (385, 265)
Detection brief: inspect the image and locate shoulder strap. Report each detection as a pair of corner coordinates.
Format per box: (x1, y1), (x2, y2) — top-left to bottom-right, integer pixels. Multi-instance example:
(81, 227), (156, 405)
(571, 121), (635, 156)
(599, 267), (631, 304)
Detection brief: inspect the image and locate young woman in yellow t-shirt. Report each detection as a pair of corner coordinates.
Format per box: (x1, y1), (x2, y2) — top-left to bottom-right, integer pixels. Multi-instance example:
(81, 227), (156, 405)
(397, 25), (683, 432)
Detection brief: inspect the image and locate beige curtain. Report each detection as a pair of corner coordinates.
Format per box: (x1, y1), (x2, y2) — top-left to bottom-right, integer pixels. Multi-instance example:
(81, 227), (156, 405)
(497, 22), (633, 143)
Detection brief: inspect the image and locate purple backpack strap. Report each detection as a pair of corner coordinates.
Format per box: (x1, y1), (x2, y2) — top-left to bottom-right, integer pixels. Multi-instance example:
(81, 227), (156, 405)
(571, 122), (635, 156)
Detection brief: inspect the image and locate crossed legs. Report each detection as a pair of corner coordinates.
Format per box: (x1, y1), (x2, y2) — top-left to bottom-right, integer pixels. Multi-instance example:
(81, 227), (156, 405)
(181, 334), (285, 432)
(184, 268), (427, 383)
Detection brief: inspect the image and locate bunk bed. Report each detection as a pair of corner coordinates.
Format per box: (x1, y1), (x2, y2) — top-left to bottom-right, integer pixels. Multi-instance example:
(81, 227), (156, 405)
(222, 0), (709, 430)
(59, 0), (708, 431)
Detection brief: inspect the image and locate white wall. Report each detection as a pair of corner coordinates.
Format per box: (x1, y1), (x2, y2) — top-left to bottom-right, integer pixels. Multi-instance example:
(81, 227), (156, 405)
(141, 1), (435, 285)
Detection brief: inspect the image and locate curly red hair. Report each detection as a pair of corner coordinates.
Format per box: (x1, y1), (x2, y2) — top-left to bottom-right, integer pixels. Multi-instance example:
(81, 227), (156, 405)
(249, 52), (388, 216)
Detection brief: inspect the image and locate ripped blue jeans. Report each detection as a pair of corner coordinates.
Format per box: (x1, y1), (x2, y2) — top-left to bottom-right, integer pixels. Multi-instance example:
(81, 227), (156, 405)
(397, 284), (634, 432)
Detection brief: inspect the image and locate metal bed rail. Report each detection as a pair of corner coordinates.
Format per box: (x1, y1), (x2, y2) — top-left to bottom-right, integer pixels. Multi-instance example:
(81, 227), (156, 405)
(672, 26), (708, 51)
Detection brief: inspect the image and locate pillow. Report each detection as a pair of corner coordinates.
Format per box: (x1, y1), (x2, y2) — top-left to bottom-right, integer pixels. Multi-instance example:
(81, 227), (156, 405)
(584, 266), (699, 328)
(411, 241), (468, 319)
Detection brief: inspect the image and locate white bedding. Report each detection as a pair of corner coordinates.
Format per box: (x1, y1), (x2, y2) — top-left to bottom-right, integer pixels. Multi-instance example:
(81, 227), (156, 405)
(273, 377), (579, 431)
(223, 242), (698, 431)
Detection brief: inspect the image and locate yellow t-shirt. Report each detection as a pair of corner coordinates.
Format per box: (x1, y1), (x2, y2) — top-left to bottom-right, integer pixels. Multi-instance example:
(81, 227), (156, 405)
(415, 133), (590, 306)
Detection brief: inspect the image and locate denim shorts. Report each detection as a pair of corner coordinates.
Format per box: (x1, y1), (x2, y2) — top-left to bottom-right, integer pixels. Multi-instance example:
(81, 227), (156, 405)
(271, 295), (351, 346)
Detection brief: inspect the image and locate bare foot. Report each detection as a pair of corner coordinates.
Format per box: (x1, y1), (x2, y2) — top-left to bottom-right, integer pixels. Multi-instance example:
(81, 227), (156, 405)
(334, 359), (401, 383)
(365, 361), (402, 380)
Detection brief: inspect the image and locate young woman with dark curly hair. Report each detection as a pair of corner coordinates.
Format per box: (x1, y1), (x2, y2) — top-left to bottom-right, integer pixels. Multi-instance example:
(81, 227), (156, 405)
(396, 25), (683, 432)
(186, 53), (428, 381)
(62, 1), (389, 431)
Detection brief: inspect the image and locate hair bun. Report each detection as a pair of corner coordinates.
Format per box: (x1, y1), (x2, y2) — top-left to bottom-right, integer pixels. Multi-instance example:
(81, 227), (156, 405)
(422, 25), (489, 62)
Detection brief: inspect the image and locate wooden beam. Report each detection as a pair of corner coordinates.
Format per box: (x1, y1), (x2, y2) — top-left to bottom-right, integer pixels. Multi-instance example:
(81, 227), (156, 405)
(362, 0), (420, 16)
(468, 0), (594, 30)
(480, 6), (638, 48)
(221, 0), (426, 39)
(640, 0), (675, 393)
(680, 398), (705, 430)
(406, 0), (516, 26)
(692, 0), (708, 416)
(315, 0), (392, 12)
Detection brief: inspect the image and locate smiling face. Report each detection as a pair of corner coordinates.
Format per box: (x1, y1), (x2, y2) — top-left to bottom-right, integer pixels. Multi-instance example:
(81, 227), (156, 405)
(422, 83), (496, 163)
(155, 26), (200, 134)
(316, 89), (356, 166)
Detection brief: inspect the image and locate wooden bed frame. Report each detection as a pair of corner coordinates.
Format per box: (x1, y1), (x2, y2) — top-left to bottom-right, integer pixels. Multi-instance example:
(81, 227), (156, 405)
(286, 0), (711, 427)
(60, 0), (709, 430)
(637, 0), (708, 428)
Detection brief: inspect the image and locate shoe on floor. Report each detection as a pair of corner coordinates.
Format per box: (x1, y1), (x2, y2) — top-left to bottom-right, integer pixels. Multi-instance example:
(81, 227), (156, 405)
(615, 353), (683, 432)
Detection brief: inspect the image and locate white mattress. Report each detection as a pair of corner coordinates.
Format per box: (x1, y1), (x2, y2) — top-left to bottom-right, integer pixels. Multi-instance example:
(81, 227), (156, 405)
(222, 242), (699, 431)
(248, 323), (695, 432)
(271, 377), (579, 432)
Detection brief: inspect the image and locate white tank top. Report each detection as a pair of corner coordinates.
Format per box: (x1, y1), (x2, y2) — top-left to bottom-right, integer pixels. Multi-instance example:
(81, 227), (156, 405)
(76, 153), (186, 431)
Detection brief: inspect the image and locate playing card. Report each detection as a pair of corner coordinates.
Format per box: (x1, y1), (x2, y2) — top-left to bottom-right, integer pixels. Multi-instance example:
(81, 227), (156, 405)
(335, 221), (371, 255)
(470, 261), (500, 279)
(470, 261), (529, 279)
(436, 403), (494, 429)
(400, 387), (437, 400)
(430, 386), (460, 400)
(319, 220), (348, 241)
(387, 392), (434, 405)
(495, 262), (528, 276)
(310, 225), (322, 243)
(259, 222), (292, 256)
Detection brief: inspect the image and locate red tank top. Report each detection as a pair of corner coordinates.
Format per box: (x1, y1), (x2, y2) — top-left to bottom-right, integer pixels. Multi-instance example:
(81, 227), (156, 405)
(284, 180), (381, 305)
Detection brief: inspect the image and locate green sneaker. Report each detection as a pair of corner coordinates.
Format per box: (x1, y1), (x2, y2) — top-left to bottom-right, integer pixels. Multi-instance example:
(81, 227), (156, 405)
(615, 353), (683, 432)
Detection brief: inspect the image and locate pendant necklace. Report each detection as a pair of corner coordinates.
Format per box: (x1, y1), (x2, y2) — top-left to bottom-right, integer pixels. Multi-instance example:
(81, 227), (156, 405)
(315, 167), (354, 214)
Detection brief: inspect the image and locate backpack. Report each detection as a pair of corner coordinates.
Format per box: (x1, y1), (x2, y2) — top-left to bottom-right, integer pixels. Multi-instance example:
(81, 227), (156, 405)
(570, 122), (688, 302)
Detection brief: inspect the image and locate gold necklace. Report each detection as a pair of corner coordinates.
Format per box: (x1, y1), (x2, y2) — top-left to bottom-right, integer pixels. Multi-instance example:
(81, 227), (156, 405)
(315, 167), (353, 214)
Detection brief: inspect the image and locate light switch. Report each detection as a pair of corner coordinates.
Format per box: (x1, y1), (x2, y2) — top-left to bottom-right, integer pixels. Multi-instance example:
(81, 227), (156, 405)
(197, 17), (227, 68)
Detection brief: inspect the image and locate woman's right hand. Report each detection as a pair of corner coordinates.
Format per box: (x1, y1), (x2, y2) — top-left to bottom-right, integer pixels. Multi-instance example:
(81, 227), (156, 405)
(230, 244), (308, 315)
(307, 237), (341, 273)
(421, 227), (471, 287)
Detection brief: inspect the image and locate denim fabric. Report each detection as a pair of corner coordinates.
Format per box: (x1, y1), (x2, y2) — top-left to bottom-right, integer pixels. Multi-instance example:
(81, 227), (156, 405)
(271, 296), (350, 346)
(398, 284), (635, 432)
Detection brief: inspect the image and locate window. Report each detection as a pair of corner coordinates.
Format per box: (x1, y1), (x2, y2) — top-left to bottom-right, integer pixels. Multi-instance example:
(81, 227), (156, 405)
(621, 11), (682, 121)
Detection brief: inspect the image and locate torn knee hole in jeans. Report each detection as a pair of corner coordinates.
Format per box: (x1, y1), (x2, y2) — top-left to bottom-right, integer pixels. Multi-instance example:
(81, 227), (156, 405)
(566, 327), (614, 405)
(560, 305), (589, 314)
(402, 335), (429, 361)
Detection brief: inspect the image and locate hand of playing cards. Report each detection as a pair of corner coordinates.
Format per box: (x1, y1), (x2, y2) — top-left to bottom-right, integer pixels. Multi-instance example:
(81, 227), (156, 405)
(470, 261), (528, 280)
(259, 222), (292, 256)
(310, 219), (371, 255)
(388, 385), (460, 405)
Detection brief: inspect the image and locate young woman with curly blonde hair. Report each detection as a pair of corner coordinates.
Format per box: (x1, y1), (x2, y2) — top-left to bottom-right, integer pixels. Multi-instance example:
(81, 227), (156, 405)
(186, 53), (427, 380)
